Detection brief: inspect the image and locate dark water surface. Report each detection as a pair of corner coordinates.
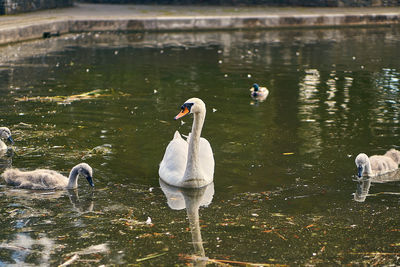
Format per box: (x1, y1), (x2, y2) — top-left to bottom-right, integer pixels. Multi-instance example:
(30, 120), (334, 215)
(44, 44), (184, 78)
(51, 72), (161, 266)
(1, 26), (400, 265)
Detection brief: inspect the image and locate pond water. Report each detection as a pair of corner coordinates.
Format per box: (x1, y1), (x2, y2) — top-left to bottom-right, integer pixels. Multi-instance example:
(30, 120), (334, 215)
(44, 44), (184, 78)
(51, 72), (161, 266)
(1, 26), (400, 265)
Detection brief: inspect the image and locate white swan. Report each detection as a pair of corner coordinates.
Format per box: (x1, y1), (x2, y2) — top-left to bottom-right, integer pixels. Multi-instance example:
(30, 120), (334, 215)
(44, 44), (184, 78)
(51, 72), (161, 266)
(355, 149), (400, 177)
(1, 163), (94, 189)
(250, 83), (269, 101)
(0, 127), (14, 151)
(159, 98), (214, 188)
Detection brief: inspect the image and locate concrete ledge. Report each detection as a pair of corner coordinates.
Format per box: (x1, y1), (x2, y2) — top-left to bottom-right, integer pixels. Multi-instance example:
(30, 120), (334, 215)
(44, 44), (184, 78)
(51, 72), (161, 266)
(0, 21), (69, 44)
(67, 14), (400, 32)
(0, 4), (400, 45)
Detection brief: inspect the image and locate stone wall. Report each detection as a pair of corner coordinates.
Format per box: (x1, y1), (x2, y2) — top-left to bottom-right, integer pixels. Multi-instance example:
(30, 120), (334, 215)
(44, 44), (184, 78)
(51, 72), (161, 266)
(0, 0), (73, 15)
(78, 0), (400, 6)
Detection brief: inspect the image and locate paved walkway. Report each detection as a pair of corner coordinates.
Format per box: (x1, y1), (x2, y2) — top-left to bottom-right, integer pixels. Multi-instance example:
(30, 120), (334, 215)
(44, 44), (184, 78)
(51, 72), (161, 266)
(0, 3), (399, 44)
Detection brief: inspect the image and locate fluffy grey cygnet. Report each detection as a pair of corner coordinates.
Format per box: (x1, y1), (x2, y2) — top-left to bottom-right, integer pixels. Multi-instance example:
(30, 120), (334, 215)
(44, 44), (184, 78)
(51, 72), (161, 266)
(0, 127), (14, 151)
(355, 149), (400, 178)
(1, 163), (94, 189)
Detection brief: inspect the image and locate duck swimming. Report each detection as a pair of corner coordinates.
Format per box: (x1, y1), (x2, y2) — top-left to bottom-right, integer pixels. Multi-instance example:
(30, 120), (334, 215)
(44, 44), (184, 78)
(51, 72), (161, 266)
(250, 83), (269, 101)
(159, 98), (214, 188)
(1, 163), (94, 189)
(355, 149), (400, 178)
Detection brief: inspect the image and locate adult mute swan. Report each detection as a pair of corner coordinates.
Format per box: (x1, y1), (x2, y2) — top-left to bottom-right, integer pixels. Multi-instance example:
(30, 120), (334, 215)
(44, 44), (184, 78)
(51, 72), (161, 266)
(355, 149), (400, 178)
(0, 127), (14, 151)
(159, 98), (214, 188)
(1, 163), (94, 189)
(250, 83), (269, 101)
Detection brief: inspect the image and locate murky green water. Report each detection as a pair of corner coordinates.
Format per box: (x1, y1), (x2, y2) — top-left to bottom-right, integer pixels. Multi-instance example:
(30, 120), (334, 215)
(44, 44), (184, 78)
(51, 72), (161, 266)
(1, 26), (400, 265)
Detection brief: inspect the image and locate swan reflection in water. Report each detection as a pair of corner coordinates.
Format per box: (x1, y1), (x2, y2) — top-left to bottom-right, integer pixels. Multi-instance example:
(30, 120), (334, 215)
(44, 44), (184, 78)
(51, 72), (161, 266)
(354, 169), (400, 202)
(0, 148), (14, 173)
(1, 188), (94, 214)
(160, 179), (214, 266)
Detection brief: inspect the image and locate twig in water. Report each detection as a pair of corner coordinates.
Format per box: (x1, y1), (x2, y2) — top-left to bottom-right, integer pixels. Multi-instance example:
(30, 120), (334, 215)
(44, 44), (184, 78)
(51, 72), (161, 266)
(182, 254), (288, 266)
(136, 252), (167, 262)
(59, 254), (79, 266)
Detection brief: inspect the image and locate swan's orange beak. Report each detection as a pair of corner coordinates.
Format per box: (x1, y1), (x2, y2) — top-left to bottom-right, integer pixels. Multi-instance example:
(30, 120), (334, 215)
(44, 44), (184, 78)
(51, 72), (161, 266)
(174, 107), (190, 120)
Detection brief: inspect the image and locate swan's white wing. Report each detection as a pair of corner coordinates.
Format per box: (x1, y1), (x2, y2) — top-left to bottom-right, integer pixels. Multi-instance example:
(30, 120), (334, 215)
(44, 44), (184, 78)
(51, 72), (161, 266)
(159, 131), (188, 186)
(370, 155), (398, 175)
(199, 137), (215, 181)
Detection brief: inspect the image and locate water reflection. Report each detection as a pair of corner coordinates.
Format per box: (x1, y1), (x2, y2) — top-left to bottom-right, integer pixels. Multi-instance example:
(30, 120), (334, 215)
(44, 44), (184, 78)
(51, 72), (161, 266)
(160, 180), (214, 266)
(67, 189), (94, 214)
(2, 188), (94, 212)
(0, 188), (94, 265)
(0, 26), (400, 264)
(0, 232), (54, 265)
(0, 149), (13, 170)
(354, 169), (400, 202)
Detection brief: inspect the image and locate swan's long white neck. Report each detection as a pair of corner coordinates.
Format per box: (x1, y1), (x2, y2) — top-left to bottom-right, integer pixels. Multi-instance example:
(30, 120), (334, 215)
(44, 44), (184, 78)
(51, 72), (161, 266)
(183, 109), (206, 183)
(364, 158), (373, 176)
(67, 166), (80, 189)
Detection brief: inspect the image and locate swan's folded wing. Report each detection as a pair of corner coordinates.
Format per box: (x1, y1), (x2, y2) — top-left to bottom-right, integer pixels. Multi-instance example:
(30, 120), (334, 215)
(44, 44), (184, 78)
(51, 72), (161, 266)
(370, 155), (398, 175)
(384, 149), (400, 165)
(199, 137), (215, 179)
(2, 169), (68, 189)
(159, 133), (188, 183)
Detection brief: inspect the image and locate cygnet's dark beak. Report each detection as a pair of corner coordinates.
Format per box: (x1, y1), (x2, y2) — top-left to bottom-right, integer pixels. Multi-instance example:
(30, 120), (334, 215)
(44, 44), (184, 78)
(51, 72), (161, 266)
(357, 166), (363, 178)
(8, 136), (14, 145)
(86, 176), (95, 187)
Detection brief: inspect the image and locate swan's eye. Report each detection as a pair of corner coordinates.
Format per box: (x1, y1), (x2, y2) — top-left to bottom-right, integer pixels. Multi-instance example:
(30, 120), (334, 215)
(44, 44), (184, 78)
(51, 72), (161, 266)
(182, 103), (194, 111)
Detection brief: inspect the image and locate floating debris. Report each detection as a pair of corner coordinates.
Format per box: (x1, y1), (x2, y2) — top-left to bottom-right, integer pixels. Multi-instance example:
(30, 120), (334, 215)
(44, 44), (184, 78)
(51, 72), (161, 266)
(81, 144), (112, 160)
(60, 254), (79, 266)
(90, 144), (112, 154)
(67, 243), (109, 256)
(136, 252), (167, 262)
(181, 254), (287, 266)
(15, 122), (33, 129)
(15, 89), (130, 105)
